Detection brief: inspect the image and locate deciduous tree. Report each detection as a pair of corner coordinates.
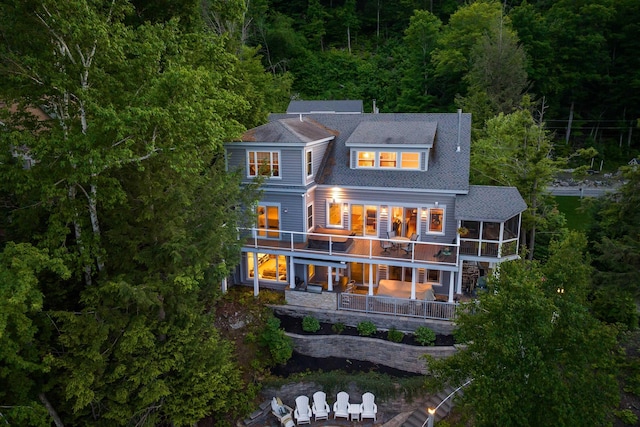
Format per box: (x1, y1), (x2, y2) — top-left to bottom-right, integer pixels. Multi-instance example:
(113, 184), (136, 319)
(428, 233), (619, 426)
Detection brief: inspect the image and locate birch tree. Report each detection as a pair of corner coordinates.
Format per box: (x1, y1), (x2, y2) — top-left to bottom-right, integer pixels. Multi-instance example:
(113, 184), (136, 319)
(1, 0), (261, 424)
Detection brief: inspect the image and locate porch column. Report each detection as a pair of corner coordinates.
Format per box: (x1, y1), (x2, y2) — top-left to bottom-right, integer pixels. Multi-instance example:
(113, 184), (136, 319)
(410, 268), (417, 300)
(456, 262), (464, 294)
(252, 251), (259, 297)
(327, 266), (333, 291)
(289, 257), (296, 289)
(449, 271), (455, 302)
(368, 263), (374, 295)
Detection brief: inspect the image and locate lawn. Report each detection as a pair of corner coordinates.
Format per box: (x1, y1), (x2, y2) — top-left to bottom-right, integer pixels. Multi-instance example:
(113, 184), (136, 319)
(555, 196), (588, 231)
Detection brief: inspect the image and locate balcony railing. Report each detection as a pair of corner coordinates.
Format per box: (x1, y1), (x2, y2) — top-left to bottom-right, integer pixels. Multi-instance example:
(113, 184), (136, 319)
(459, 237), (519, 258)
(239, 227), (460, 266)
(338, 293), (457, 321)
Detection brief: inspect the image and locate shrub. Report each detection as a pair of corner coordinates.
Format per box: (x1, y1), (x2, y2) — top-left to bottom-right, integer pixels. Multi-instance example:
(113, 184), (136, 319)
(259, 316), (293, 365)
(332, 322), (346, 334)
(302, 315), (321, 333)
(357, 321), (377, 337)
(414, 326), (436, 346)
(387, 327), (404, 343)
(614, 409), (638, 426)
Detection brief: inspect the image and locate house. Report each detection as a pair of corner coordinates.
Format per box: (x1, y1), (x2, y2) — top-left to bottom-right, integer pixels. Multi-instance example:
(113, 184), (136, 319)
(224, 108), (526, 321)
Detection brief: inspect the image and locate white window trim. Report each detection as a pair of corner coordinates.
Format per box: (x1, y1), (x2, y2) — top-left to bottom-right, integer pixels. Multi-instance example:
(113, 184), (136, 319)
(305, 149), (313, 177)
(306, 202), (314, 231)
(247, 150), (282, 179)
(426, 205), (446, 235)
(326, 200), (344, 228)
(352, 149), (424, 170)
(255, 202), (281, 239)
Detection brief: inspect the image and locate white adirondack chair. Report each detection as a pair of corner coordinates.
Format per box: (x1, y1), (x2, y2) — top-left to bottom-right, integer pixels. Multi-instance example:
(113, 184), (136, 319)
(360, 392), (378, 421)
(294, 395), (312, 425)
(270, 397), (294, 427)
(333, 391), (350, 420)
(312, 391), (331, 421)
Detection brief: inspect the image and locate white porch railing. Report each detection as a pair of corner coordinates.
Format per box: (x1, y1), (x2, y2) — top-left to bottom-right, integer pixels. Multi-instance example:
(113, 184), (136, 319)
(338, 293), (457, 321)
(239, 227), (461, 266)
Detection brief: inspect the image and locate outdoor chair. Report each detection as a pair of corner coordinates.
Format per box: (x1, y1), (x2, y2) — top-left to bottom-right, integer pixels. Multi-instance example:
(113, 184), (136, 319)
(312, 391), (331, 421)
(294, 395), (312, 425)
(380, 237), (393, 253)
(333, 391), (350, 420)
(360, 392), (378, 421)
(271, 397), (295, 427)
(401, 233), (419, 254)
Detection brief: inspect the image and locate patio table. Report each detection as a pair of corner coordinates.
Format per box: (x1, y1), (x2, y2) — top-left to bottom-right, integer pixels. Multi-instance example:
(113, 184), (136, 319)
(348, 403), (361, 421)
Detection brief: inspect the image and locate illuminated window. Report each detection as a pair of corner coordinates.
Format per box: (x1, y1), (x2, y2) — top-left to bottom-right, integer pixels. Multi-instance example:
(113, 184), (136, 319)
(380, 152), (397, 168)
(328, 202), (342, 226)
(401, 152), (420, 169)
(358, 151), (375, 167)
(429, 208), (444, 233)
(248, 151), (280, 177)
(256, 205), (280, 238)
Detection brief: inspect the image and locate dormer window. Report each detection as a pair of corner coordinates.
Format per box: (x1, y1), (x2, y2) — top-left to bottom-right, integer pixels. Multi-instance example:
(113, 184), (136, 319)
(352, 150), (423, 170)
(346, 121), (435, 172)
(248, 150), (280, 178)
(380, 152), (397, 168)
(358, 151), (375, 167)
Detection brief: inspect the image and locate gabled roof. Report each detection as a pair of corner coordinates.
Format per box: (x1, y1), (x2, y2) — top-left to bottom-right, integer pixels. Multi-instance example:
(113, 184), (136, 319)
(239, 117), (336, 144)
(287, 100), (364, 114)
(455, 185), (526, 222)
(345, 121), (436, 148)
(269, 112), (472, 192)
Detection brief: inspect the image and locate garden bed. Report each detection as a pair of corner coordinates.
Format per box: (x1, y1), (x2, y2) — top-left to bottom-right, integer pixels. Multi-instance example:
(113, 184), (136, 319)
(274, 313), (455, 346)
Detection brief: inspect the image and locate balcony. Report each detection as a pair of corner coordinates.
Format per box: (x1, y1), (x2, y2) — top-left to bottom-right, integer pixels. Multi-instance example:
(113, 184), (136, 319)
(459, 238), (519, 258)
(240, 228), (460, 266)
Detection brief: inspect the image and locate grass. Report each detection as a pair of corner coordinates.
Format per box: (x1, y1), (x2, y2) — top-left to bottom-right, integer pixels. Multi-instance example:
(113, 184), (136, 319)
(555, 196), (588, 231)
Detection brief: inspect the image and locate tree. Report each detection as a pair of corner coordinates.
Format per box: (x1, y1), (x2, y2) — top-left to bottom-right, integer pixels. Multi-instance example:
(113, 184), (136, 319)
(428, 232), (619, 426)
(0, 243), (70, 426)
(431, 0), (505, 107)
(471, 100), (560, 258)
(0, 1), (263, 424)
(397, 10), (442, 112)
(585, 166), (640, 328)
(457, 16), (529, 127)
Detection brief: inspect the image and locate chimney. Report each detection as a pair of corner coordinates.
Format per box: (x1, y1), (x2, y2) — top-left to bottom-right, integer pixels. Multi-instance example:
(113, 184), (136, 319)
(456, 109), (462, 152)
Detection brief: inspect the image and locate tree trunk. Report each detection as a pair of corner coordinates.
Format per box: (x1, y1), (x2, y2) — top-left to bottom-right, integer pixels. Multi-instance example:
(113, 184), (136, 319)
(347, 25), (351, 54)
(565, 101), (574, 145)
(39, 393), (64, 427)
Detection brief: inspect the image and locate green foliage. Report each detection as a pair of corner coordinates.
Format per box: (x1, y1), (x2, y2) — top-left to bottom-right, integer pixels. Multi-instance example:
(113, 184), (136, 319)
(614, 409), (638, 426)
(302, 315), (321, 333)
(357, 321), (377, 337)
(331, 322), (346, 334)
(428, 234), (619, 426)
(259, 316), (293, 366)
(414, 326), (436, 346)
(590, 288), (638, 330)
(387, 327), (404, 343)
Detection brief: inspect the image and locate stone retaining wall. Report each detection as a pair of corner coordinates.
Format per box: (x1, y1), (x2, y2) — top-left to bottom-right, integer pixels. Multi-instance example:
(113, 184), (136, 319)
(287, 333), (457, 374)
(284, 289), (337, 310)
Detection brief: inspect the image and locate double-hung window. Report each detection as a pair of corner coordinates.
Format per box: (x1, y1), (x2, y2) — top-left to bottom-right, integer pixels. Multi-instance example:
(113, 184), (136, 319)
(248, 151), (280, 177)
(306, 150), (313, 177)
